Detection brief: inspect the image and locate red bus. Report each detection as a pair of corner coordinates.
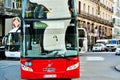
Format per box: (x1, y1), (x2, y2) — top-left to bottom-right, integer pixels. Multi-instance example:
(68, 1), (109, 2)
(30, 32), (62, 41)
(20, 0), (80, 79)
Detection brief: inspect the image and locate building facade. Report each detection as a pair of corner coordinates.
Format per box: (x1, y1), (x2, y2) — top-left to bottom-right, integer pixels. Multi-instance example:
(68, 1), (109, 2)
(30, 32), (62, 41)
(0, 0), (22, 46)
(76, 0), (114, 46)
(113, 0), (120, 39)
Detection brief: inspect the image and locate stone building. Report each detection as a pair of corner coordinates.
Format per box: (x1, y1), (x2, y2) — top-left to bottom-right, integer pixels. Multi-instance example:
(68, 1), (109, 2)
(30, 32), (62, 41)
(113, 0), (120, 39)
(76, 0), (114, 45)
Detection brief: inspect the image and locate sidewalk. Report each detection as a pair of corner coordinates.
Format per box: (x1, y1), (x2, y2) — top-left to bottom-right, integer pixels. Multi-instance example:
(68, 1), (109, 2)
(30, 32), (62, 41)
(115, 64), (120, 72)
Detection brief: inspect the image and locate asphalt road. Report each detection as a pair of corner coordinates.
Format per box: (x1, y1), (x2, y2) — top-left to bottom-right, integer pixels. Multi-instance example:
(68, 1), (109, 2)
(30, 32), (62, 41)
(0, 59), (20, 80)
(80, 52), (120, 80)
(0, 52), (120, 80)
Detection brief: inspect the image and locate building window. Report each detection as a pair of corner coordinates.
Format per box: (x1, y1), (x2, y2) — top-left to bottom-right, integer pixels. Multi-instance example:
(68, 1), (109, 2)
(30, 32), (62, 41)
(103, 12), (104, 19)
(83, 21), (86, 28)
(103, 0), (104, 5)
(16, 0), (22, 9)
(78, 1), (81, 14)
(91, 23), (94, 33)
(99, 26), (101, 35)
(83, 3), (86, 12)
(88, 5), (90, 14)
(78, 20), (81, 28)
(96, 9), (98, 15)
(4, 0), (12, 8)
(92, 7), (94, 15)
(87, 22), (90, 32)
(4, 0), (22, 9)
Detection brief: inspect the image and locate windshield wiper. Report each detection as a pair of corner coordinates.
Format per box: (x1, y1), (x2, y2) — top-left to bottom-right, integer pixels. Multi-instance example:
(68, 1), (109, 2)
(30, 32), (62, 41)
(50, 50), (66, 57)
(53, 51), (65, 57)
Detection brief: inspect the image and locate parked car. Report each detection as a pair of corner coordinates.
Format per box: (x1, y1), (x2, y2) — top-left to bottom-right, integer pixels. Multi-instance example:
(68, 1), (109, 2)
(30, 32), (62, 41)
(106, 39), (119, 52)
(92, 43), (106, 52)
(96, 39), (109, 45)
(115, 44), (120, 55)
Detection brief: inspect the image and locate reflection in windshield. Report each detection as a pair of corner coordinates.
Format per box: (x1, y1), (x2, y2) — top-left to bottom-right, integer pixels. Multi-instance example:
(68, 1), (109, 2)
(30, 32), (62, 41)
(7, 33), (20, 45)
(26, 2), (49, 19)
(25, 0), (74, 19)
(6, 33), (20, 51)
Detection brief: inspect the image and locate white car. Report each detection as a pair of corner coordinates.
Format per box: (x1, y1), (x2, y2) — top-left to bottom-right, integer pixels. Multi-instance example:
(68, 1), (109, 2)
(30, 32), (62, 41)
(115, 45), (120, 55)
(92, 43), (106, 52)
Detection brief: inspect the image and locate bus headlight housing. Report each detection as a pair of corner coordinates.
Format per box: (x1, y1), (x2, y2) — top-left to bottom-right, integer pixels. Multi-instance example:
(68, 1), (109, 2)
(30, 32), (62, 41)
(25, 62), (32, 66)
(21, 64), (33, 72)
(67, 62), (79, 71)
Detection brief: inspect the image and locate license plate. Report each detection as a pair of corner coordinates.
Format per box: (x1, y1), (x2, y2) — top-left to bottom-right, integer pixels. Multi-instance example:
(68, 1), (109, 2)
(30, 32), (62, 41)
(10, 54), (15, 56)
(44, 74), (56, 78)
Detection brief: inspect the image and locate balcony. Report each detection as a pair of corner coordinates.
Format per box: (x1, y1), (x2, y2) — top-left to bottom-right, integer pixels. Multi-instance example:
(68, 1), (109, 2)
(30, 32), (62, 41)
(0, 0), (21, 16)
(89, 0), (98, 4)
(100, 3), (113, 13)
(78, 11), (113, 27)
(0, 7), (21, 16)
(90, 0), (113, 13)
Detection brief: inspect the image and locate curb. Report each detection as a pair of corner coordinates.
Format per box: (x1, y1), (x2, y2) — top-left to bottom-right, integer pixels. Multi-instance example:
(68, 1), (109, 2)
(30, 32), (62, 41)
(114, 65), (120, 72)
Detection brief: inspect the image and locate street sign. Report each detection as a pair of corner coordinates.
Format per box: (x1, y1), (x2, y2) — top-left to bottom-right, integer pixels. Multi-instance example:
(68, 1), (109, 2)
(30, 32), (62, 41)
(12, 17), (21, 28)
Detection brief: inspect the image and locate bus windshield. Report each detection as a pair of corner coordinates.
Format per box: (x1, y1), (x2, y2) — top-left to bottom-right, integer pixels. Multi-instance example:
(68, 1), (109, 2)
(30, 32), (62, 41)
(23, 20), (77, 58)
(21, 0), (78, 58)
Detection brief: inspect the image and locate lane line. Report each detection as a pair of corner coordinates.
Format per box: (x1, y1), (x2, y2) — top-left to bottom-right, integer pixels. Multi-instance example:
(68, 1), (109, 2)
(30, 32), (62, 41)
(86, 56), (104, 61)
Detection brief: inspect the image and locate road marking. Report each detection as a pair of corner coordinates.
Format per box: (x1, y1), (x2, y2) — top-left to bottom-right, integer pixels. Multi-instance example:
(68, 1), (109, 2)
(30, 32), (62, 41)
(86, 56), (104, 61)
(88, 52), (115, 54)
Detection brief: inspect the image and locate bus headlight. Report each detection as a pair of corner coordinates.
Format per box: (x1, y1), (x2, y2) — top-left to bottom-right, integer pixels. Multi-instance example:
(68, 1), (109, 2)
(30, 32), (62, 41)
(25, 62), (32, 66)
(67, 62), (79, 71)
(21, 64), (33, 72)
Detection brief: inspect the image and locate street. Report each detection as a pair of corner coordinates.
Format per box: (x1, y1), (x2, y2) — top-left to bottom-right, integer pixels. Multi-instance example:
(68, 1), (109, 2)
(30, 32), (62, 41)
(80, 52), (120, 80)
(0, 52), (120, 80)
(0, 59), (20, 80)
